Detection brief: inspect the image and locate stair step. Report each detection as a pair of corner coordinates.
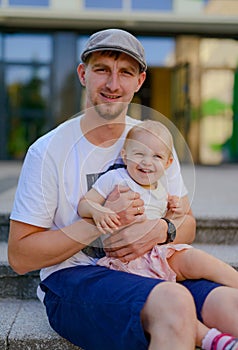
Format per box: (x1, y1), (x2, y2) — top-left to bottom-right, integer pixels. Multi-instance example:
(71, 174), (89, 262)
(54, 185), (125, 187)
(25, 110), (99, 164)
(0, 298), (201, 350)
(0, 298), (82, 349)
(0, 241), (238, 300)
(2, 215), (238, 243)
(193, 243), (238, 271)
(195, 219), (238, 244)
(0, 242), (40, 299)
(0, 215), (10, 242)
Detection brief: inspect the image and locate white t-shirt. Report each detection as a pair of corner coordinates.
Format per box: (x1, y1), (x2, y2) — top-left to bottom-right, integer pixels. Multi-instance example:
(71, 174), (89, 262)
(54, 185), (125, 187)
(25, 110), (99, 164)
(10, 113), (187, 301)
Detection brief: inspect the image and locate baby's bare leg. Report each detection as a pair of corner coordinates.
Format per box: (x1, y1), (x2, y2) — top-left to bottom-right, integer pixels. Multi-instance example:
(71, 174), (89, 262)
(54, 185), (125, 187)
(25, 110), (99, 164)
(168, 248), (238, 288)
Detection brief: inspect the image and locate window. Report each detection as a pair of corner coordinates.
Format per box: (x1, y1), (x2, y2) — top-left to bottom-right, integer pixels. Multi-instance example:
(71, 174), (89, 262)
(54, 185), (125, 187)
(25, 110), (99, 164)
(3, 33), (52, 159)
(0, 34), (2, 60)
(138, 37), (175, 66)
(9, 0), (49, 6)
(77, 34), (175, 67)
(5, 34), (52, 63)
(85, 0), (122, 9)
(77, 35), (89, 61)
(132, 0), (172, 11)
(6, 65), (50, 158)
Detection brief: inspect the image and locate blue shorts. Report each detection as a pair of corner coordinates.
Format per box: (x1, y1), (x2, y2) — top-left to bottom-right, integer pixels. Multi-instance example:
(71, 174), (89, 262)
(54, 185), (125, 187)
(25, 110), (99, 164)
(40, 265), (221, 350)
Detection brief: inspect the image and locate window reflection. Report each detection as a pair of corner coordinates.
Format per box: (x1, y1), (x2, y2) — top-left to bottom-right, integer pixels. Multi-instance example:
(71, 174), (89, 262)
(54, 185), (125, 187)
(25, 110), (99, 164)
(9, 0), (49, 6)
(138, 37), (175, 66)
(0, 34), (2, 59)
(85, 0), (122, 9)
(3, 33), (52, 158)
(77, 35), (175, 67)
(77, 35), (89, 61)
(131, 0), (172, 11)
(5, 34), (51, 63)
(6, 65), (50, 158)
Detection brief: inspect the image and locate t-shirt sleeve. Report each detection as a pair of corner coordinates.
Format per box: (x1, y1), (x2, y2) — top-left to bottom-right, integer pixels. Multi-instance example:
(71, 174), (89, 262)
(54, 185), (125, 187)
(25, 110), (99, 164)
(92, 170), (119, 199)
(164, 148), (188, 197)
(10, 145), (58, 228)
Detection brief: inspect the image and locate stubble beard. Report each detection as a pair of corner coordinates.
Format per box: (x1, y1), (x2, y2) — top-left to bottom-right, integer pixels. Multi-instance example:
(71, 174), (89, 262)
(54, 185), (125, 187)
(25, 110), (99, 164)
(94, 101), (128, 121)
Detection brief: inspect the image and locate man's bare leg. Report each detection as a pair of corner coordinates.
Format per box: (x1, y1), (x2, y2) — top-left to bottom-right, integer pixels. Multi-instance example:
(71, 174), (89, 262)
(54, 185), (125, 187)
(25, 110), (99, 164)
(202, 286), (238, 338)
(141, 282), (197, 350)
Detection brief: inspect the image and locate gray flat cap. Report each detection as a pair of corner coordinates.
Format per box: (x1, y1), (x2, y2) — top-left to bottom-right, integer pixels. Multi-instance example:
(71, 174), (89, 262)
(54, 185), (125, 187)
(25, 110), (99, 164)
(81, 28), (147, 72)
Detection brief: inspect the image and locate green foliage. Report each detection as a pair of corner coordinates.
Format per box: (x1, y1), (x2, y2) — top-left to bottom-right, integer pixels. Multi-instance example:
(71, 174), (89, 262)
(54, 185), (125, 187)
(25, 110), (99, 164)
(202, 98), (231, 117)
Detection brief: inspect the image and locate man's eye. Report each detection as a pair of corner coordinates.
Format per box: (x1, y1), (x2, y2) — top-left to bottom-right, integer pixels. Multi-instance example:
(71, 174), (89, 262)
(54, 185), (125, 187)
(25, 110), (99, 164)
(122, 70), (133, 76)
(95, 68), (107, 72)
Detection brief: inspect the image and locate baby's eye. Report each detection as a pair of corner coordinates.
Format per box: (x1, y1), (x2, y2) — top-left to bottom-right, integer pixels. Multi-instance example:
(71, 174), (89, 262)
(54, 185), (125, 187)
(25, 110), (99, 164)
(154, 154), (162, 159)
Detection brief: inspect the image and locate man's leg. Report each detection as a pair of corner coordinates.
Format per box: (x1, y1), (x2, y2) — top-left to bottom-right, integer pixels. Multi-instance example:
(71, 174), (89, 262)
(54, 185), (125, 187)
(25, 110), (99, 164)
(141, 281), (197, 350)
(41, 265), (200, 350)
(40, 265), (168, 350)
(201, 286), (238, 337)
(181, 280), (238, 350)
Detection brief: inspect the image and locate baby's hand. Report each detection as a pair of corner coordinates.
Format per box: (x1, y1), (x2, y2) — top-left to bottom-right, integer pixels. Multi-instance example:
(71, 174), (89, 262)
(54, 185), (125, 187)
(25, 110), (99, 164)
(167, 195), (183, 217)
(93, 208), (121, 234)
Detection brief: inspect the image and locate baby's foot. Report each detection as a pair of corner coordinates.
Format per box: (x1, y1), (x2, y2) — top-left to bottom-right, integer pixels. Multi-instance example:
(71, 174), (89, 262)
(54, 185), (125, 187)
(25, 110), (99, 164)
(211, 334), (238, 350)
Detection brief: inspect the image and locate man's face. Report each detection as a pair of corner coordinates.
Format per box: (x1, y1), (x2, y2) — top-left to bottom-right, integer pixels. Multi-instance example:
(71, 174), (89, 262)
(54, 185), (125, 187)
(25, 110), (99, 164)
(78, 52), (146, 121)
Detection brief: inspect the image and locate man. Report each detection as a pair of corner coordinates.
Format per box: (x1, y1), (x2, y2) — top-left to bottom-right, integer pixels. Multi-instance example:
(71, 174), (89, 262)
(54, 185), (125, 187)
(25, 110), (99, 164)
(8, 29), (238, 350)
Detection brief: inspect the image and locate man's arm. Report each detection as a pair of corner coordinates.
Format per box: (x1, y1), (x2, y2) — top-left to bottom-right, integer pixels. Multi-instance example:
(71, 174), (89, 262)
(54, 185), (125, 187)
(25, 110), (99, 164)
(8, 185), (145, 275)
(8, 218), (100, 275)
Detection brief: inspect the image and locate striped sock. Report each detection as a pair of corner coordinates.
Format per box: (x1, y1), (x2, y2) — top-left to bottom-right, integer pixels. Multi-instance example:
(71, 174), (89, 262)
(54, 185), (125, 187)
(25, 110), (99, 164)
(202, 328), (237, 350)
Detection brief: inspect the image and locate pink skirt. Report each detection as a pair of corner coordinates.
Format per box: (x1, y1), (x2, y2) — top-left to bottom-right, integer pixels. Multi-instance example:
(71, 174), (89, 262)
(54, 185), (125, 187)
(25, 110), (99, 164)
(97, 244), (192, 282)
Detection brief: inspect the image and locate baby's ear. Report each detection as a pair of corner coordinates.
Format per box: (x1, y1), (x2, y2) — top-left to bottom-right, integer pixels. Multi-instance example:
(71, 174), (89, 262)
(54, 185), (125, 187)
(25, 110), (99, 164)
(120, 148), (127, 165)
(166, 155), (173, 169)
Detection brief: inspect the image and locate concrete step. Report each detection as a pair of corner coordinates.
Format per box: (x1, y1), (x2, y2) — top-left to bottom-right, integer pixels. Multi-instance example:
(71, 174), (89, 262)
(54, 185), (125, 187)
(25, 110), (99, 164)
(0, 214), (10, 242)
(1, 214), (238, 243)
(0, 241), (238, 300)
(0, 242), (40, 299)
(195, 218), (238, 244)
(0, 298), (201, 350)
(0, 298), (82, 350)
(193, 243), (238, 271)
(1, 213), (238, 300)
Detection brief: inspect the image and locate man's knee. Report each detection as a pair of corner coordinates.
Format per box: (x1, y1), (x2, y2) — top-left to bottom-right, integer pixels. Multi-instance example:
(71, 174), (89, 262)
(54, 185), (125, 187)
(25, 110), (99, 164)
(141, 282), (196, 332)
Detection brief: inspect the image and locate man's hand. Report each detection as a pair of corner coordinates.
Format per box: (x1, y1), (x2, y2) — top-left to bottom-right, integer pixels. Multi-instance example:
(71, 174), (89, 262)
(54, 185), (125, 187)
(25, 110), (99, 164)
(103, 218), (168, 262)
(104, 185), (145, 226)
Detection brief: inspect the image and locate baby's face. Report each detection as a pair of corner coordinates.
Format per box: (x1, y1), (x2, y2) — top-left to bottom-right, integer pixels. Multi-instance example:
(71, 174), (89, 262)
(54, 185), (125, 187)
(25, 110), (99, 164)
(122, 132), (172, 189)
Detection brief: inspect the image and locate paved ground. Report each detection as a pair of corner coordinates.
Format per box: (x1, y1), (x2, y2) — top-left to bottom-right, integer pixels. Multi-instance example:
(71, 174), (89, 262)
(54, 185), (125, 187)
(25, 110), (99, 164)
(181, 163), (238, 219)
(0, 160), (238, 219)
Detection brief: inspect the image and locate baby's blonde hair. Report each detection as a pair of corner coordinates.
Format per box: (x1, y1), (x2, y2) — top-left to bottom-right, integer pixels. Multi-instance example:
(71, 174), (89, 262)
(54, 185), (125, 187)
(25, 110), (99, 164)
(125, 120), (173, 158)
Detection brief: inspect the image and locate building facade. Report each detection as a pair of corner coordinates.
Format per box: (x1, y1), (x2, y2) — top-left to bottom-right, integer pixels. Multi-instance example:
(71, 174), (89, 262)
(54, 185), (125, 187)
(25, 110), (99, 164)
(1, 0), (238, 163)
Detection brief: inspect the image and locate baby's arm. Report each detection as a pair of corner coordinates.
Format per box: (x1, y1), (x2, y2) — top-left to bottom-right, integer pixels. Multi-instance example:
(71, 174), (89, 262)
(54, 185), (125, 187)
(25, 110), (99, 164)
(78, 188), (121, 234)
(167, 195), (184, 218)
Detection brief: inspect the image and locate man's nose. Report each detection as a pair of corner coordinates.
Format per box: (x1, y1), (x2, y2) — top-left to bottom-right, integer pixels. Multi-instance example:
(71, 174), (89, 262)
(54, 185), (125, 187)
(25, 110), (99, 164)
(106, 72), (120, 91)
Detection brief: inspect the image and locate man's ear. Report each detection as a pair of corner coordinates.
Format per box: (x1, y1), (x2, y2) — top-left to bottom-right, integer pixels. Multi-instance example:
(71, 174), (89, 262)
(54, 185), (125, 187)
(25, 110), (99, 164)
(77, 63), (86, 86)
(121, 148), (127, 165)
(135, 71), (146, 93)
